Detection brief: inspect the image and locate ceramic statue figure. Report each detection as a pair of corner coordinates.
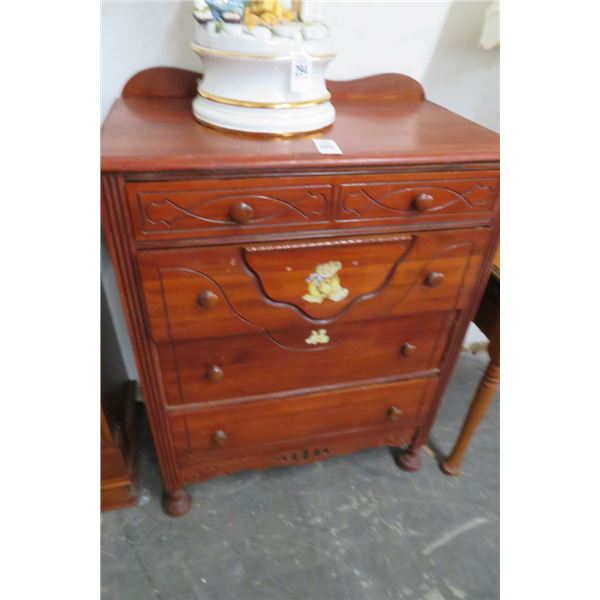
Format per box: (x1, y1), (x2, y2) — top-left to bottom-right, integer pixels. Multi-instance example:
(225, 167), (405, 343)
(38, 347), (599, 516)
(191, 0), (335, 135)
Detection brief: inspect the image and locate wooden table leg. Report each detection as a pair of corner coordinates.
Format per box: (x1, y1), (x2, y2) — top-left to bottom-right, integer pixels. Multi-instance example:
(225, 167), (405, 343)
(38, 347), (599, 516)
(441, 349), (499, 476)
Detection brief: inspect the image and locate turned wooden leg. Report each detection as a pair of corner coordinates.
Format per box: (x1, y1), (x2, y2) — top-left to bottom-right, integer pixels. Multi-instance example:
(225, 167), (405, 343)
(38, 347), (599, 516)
(395, 446), (423, 472)
(442, 356), (500, 476)
(162, 488), (192, 517)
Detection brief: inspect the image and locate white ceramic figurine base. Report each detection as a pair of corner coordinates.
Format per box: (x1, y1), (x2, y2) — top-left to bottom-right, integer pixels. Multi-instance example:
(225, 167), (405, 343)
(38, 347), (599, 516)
(191, 1), (336, 135)
(192, 95), (335, 135)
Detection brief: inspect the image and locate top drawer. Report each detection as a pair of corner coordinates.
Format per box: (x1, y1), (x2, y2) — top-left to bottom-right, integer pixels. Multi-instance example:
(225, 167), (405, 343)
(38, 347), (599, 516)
(127, 177), (332, 241)
(336, 177), (499, 227)
(126, 172), (498, 242)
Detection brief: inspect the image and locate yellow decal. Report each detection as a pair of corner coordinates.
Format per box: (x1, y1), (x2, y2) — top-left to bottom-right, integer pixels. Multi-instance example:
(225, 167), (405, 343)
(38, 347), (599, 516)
(302, 261), (349, 304)
(305, 329), (330, 345)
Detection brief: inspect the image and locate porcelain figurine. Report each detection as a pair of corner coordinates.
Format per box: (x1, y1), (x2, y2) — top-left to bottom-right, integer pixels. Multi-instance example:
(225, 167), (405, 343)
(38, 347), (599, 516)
(204, 0), (246, 23)
(191, 0), (336, 135)
(193, 0), (215, 23)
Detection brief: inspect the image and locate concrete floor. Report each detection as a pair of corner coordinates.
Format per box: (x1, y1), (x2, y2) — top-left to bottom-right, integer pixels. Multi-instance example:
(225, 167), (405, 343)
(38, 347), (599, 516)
(101, 353), (499, 600)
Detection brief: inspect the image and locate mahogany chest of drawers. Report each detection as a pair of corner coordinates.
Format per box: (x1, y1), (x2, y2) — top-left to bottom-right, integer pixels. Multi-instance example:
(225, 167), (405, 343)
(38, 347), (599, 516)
(101, 68), (499, 516)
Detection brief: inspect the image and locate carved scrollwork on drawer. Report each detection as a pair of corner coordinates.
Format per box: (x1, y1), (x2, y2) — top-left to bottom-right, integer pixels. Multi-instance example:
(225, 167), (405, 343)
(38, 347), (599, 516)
(129, 182), (333, 239)
(338, 179), (498, 222)
(143, 193), (327, 227)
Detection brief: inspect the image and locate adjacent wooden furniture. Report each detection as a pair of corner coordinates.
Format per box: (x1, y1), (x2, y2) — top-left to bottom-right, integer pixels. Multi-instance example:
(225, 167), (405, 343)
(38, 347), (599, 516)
(442, 248), (500, 476)
(101, 67), (499, 516)
(101, 381), (137, 512)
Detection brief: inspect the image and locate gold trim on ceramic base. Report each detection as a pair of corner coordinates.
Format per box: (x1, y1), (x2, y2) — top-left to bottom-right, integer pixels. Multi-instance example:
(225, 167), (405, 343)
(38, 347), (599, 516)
(192, 43), (336, 61)
(193, 114), (331, 138)
(197, 89), (331, 110)
(192, 92), (335, 137)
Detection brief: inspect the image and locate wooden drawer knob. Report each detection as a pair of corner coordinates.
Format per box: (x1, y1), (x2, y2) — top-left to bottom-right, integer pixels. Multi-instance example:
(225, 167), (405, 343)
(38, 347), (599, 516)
(197, 289), (219, 309)
(212, 430), (228, 445)
(229, 202), (254, 224)
(400, 343), (416, 357)
(205, 365), (224, 382)
(413, 193), (434, 211)
(387, 406), (403, 421)
(425, 272), (445, 287)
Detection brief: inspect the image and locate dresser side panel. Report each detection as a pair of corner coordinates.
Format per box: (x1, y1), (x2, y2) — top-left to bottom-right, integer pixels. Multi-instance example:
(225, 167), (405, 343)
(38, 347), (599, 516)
(101, 173), (182, 491)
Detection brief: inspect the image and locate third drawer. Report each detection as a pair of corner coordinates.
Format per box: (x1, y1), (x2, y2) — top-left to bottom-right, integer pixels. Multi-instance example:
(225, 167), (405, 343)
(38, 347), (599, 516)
(156, 311), (456, 405)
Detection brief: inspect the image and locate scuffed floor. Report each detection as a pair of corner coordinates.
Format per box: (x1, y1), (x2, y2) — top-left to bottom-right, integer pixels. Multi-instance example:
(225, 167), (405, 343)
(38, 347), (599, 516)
(101, 353), (499, 600)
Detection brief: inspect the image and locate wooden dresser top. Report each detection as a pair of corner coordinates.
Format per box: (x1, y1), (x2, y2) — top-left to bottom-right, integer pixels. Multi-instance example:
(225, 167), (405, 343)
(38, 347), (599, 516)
(101, 68), (500, 174)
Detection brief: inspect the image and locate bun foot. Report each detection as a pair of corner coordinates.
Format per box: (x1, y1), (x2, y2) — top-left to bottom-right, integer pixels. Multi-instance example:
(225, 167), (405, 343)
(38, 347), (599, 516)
(163, 488), (192, 517)
(395, 448), (422, 472)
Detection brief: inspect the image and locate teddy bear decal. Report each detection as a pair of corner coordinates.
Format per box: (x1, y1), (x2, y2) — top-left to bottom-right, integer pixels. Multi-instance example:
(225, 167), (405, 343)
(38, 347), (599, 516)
(302, 261), (349, 304)
(304, 329), (330, 345)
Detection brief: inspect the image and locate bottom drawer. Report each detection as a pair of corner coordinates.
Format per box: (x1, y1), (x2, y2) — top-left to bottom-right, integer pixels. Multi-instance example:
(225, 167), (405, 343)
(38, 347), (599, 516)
(170, 377), (437, 464)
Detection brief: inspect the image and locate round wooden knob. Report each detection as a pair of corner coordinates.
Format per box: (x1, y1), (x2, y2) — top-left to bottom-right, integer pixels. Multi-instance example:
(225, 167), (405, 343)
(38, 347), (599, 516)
(387, 406), (402, 421)
(205, 365), (224, 382)
(425, 272), (445, 287)
(400, 342), (416, 357)
(229, 202), (254, 224)
(413, 193), (434, 212)
(212, 430), (228, 445)
(197, 289), (219, 309)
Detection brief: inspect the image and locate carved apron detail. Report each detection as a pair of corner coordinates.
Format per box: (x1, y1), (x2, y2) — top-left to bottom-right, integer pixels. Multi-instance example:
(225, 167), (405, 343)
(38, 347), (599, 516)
(302, 261), (349, 304)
